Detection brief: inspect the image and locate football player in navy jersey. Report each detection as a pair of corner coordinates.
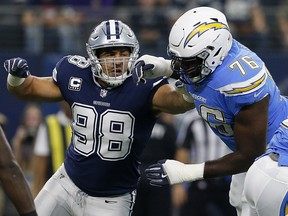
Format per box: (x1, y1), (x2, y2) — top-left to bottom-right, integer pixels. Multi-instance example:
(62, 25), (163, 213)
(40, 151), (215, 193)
(3, 20), (194, 216)
(133, 7), (288, 216)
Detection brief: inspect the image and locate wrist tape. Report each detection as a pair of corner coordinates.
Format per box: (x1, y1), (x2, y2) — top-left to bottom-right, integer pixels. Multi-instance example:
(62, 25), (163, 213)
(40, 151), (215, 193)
(7, 74), (25, 86)
(162, 59), (173, 77)
(163, 160), (205, 184)
(182, 163), (205, 182)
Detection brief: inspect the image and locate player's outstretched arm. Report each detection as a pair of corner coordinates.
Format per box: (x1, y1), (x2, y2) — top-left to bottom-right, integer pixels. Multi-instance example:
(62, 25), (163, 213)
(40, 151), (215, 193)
(152, 80), (195, 115)
(146, 96), (269, 186)
(4, 58), (62, 102)
(0, 126), (37, 216)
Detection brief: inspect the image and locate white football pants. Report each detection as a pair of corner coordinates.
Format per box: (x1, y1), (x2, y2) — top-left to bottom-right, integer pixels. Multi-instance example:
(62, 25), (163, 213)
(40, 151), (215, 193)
(244, 155), (288, 216)
(229, 172), (257, 216)
(35, 164), (136, 216)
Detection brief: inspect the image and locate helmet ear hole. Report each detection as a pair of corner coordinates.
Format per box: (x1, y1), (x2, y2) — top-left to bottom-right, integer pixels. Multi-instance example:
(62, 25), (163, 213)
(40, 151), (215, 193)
(207, 46), (214, 51)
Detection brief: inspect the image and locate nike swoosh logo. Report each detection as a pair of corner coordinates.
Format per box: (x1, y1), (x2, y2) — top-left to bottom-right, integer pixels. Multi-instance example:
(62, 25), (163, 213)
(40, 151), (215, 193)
(59, 173), (65, 179)
(254, 89), (264, 98)
(161, 173), (168, 178)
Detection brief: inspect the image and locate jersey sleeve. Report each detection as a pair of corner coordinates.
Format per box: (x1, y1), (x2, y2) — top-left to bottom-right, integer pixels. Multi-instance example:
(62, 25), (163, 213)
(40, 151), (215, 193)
(52, 55), (72, 84)
(218, 67), (270, 115)
(144, 77), (169, 106)
(51, 55), (91, 102)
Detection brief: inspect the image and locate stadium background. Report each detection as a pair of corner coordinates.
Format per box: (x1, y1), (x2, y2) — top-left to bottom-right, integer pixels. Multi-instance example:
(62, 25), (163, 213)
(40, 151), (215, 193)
(0, 1), (288, 141)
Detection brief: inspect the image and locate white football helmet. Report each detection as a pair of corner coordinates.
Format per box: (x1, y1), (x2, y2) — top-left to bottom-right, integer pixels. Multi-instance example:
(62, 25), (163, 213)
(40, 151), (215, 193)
(168, 7), (233, 83)
(86, 20), (139, 87)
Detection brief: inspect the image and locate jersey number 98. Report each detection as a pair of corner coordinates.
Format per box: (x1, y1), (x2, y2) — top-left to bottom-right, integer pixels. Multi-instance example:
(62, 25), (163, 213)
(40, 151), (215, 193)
(71, 103), (135, 161)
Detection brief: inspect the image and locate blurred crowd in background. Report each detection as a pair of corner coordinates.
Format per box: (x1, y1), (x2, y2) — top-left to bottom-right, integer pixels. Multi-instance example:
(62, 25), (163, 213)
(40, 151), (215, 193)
(1, 0), (288, 215)
(0, 0), (288, 56)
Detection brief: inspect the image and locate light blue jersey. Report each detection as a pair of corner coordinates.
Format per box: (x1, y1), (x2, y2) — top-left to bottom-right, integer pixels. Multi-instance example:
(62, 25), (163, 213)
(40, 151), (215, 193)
(264, 119), (288, 166)
(185, 40), (288, 151)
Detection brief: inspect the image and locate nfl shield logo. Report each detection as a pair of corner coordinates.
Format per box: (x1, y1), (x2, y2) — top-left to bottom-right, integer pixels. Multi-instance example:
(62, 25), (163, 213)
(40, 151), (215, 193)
(100, 89), (108, 98)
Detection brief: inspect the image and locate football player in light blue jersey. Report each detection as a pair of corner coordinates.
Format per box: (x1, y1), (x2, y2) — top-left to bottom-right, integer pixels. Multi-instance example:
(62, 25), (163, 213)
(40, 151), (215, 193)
(244, 119), (288, 216)
(3, 20), (194, 216)
(133, 6), (288, 216)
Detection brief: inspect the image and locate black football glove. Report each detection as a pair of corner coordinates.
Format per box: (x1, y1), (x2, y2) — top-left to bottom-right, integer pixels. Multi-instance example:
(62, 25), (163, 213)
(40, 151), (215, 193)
(145, 159), (170, 187)
(4, 57), (30, 78)
(132, 60), (154, 85)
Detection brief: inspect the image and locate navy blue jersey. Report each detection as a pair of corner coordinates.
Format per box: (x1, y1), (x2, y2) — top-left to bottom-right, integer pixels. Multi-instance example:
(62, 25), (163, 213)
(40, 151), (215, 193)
(52, 55), (168, 196)
(185, 40), (288, 151)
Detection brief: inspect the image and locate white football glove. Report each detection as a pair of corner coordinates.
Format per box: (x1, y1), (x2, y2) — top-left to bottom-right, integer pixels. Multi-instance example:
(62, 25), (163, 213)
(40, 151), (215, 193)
(132, 55), (173, 84)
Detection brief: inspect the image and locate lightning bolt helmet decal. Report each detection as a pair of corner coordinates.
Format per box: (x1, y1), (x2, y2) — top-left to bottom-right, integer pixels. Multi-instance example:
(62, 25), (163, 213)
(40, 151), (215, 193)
(184, 22), (229, 48)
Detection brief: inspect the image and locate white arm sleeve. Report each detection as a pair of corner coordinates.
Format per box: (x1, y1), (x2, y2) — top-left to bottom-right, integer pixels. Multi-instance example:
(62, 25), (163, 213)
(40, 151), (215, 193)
(139, 55), (173, 78)
(162, 160), (205, 184)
